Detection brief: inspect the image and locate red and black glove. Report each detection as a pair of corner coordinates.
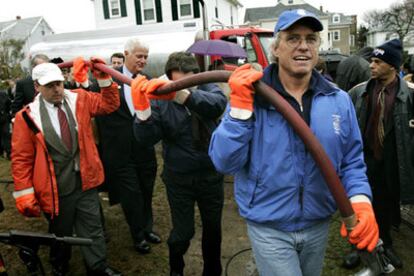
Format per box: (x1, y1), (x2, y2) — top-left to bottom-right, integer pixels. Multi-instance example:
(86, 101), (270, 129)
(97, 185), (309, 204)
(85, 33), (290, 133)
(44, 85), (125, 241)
(72, 57), (89, 87)
(340, 202), (379, 252)
(15, 192), (41, 217)
(90, 57), (112, 87)
(228, 64), (263, 120)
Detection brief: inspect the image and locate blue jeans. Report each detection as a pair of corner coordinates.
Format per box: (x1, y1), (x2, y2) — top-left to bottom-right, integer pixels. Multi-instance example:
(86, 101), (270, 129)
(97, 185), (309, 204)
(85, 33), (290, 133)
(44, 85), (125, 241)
(247, 219), (330, 276)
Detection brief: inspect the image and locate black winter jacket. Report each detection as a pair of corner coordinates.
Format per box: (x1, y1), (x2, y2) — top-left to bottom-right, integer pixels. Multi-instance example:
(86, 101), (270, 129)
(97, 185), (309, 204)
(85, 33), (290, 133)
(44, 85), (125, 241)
(133, 83), (227, 174)
(349, 78), (414, 204)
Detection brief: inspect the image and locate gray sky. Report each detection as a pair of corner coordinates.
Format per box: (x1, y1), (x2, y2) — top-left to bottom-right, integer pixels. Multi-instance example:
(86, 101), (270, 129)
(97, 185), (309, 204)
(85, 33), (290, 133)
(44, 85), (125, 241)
(0, 0), (399, 33)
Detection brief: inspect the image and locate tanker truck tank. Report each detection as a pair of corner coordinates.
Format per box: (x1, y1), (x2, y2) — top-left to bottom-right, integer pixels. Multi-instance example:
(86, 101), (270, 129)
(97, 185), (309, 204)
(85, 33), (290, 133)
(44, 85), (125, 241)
(30, 30), (199, 78)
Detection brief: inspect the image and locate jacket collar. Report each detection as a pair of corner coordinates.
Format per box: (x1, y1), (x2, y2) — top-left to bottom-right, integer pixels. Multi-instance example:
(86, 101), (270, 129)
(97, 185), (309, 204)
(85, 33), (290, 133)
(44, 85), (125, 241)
(362, 76), (410, 103)
(257, 63), (338, 108)
(27, 89), (78, 134)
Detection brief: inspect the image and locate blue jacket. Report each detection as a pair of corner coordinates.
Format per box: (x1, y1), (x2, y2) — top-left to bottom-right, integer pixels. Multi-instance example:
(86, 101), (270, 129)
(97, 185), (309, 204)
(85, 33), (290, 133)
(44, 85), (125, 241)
(209, 65), (372, 231)
(134, 83), (227, 174)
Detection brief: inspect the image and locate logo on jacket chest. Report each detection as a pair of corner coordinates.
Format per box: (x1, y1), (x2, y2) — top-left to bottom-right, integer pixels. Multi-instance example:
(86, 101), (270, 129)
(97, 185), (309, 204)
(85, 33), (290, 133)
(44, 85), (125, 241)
(332, 114), (341, 135)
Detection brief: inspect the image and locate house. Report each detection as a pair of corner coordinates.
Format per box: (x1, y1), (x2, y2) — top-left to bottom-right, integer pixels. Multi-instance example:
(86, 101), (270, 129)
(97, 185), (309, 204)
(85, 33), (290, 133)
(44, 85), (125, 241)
(93, 0), (242, 32)
(0, 16), (54, 70)
(327, 12), (357, 54)
(243, 0), (357, 55)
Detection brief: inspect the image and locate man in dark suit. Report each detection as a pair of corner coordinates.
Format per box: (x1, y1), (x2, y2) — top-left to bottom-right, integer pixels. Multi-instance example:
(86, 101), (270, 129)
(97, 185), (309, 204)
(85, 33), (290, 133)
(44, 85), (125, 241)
(11, 54), (49, 117)
(95, 38), (160, 254)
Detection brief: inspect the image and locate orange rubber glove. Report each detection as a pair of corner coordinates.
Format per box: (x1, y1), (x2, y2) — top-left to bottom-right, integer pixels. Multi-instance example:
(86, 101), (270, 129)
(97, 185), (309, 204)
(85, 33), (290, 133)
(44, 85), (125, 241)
(131, 75), (151, 120)
(340, 202), (379, 252)
(90, 57), (111, 80)
(143, 78), (176, 101)
(15, 193), (41, 217)
(228, 64), (263, 120)
(72, 57), (89, 85)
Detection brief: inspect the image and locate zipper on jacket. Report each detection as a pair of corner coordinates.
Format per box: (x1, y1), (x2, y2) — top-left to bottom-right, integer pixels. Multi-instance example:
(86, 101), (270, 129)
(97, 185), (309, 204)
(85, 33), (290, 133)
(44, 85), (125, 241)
(249, 179), (260, 208)
(299, 184), (304, 211)
(45, 149), (57, 217)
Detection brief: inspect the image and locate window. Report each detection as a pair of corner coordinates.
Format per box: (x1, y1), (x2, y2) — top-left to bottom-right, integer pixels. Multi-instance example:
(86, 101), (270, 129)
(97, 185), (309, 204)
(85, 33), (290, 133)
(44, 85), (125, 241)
(288, 0), (293, 4)
(142, 0), (156, 22)
(333, 30), (340, 41)
(333, 14), (340, 23)
(110, 0), (121, 17)
(245, 38), (258, 63)
(179, 0), (193, 18)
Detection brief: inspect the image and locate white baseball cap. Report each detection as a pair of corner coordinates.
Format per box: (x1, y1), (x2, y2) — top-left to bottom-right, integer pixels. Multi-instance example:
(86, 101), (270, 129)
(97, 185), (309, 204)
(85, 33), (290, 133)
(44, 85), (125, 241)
(32, 63), (64, 85)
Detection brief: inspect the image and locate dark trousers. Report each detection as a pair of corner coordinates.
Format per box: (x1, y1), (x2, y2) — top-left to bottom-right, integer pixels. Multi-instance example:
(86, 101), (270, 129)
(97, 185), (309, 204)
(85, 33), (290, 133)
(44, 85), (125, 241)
(162, 169), (224, 276)
(47, 185), (107, 271)
(109, 162), (157, 242)
(366, 155), (400, 248)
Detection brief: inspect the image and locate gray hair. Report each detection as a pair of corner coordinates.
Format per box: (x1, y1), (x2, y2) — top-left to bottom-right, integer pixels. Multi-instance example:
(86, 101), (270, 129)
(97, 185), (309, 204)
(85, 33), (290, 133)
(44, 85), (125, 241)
(269, 33), (282, 64)
(124, 38), (149, 53)
(30, 54), (49, 68)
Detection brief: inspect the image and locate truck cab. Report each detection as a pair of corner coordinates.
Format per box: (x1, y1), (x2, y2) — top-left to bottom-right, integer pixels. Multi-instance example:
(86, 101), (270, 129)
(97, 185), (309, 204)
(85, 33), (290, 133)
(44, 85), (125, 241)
(209, 27), (274, 71)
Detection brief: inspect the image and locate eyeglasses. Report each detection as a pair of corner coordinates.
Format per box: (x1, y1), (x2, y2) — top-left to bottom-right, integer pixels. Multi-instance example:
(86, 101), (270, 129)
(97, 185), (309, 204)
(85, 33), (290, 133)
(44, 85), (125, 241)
(284, 35), (321, 49)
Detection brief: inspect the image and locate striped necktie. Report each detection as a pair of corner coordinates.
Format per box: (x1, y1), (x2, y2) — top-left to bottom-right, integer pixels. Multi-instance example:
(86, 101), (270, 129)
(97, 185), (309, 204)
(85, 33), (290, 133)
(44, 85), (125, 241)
(54, 103), (72, 152)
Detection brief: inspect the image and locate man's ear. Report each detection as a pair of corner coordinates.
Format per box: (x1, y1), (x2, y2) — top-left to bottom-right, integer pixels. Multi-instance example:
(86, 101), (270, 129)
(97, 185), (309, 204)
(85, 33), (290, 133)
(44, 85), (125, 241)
(124, 50), (129, 57)
(34, 81), (40, 92)
(272, 47), (279, 58)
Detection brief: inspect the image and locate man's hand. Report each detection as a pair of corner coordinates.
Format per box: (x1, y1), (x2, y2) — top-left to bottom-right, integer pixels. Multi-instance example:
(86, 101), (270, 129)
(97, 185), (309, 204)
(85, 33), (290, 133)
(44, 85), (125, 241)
(131, 75), (151, 120)
(340, 202), (379, 252)
(73, 57), (89, 87)
(90, 57), (112, 87)
(143, 78), (175, 100)
(15, 193), (41, 217)
(228, 64), (263, 120)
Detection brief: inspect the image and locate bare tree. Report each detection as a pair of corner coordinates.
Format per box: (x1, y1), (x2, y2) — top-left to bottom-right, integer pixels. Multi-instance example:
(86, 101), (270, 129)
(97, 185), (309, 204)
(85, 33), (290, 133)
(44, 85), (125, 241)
(356, 25), (369, 49)
(364, 0), (414, 41)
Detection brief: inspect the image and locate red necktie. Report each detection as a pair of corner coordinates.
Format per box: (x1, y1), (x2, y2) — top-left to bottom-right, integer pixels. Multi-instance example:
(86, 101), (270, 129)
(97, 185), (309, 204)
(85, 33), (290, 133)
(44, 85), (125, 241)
(54, 103), (72, 152)
(371, 87), (386, 160)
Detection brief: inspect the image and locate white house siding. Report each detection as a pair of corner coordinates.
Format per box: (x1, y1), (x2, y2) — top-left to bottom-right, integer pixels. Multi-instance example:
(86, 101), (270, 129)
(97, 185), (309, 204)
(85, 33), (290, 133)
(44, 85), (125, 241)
(94, 0), (239, 31)
(95, 0), (136, 29)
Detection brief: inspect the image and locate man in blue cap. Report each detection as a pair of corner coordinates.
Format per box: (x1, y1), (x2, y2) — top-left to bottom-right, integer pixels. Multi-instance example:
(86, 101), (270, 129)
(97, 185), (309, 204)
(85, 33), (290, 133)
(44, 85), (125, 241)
(209, 9), (379, 275)
(346, 39), (414, 270)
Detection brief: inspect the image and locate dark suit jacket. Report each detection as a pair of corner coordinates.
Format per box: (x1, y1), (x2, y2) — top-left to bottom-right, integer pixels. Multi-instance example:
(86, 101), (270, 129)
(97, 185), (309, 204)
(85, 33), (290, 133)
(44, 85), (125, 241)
(95, 68), (156, 170)
(11, 76), (35, 116)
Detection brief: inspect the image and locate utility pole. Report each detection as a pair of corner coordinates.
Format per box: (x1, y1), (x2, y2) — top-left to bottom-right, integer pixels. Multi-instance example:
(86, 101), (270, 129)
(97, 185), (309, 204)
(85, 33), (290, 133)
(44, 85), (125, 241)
(198, 0), (209, 71)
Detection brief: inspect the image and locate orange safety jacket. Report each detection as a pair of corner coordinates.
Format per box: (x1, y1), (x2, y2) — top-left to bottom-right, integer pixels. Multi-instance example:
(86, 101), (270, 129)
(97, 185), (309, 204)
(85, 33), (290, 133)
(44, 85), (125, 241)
(11, 83), (119, 216)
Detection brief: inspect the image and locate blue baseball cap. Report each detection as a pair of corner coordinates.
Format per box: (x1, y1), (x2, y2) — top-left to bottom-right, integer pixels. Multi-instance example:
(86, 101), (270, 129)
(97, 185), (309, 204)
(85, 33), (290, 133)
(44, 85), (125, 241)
(274, 9), (323, 34)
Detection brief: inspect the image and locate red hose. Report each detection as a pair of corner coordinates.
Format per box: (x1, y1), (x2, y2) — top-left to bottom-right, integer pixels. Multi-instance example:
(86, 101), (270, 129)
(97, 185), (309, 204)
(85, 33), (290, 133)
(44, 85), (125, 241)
(58, 61), (356, 227)
(58, 61), (132, 86)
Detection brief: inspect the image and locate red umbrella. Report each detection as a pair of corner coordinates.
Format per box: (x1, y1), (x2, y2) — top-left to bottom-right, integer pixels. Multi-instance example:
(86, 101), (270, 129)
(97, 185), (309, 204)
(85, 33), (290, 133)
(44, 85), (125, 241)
(187, 39), (247, 58)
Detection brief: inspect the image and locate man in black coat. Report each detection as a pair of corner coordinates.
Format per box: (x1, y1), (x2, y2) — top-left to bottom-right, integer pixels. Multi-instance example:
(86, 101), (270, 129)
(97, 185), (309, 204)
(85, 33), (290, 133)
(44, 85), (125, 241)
(344, 39), (413, 270)
(11, 54), (49, 116)
(132, 52), (227, 276)
(95, 38), (160, 254)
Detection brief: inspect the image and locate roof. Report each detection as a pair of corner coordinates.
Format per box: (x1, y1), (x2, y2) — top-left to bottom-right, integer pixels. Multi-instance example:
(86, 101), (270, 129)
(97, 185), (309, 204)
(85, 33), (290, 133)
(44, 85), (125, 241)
(328, 12), (354, 25)
(0, 16), (52, 40)
(227, 0), (243, 8)
(244, 3), (326, 23)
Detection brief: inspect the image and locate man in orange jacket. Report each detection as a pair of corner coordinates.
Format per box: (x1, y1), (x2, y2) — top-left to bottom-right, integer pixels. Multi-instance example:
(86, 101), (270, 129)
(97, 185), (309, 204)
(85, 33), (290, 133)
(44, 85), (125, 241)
(11, 59), (122, 276)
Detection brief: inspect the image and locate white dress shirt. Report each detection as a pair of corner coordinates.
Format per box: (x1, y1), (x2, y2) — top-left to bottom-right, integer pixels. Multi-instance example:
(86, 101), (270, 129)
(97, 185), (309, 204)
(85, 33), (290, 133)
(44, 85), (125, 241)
(122, 65), (136, 115)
